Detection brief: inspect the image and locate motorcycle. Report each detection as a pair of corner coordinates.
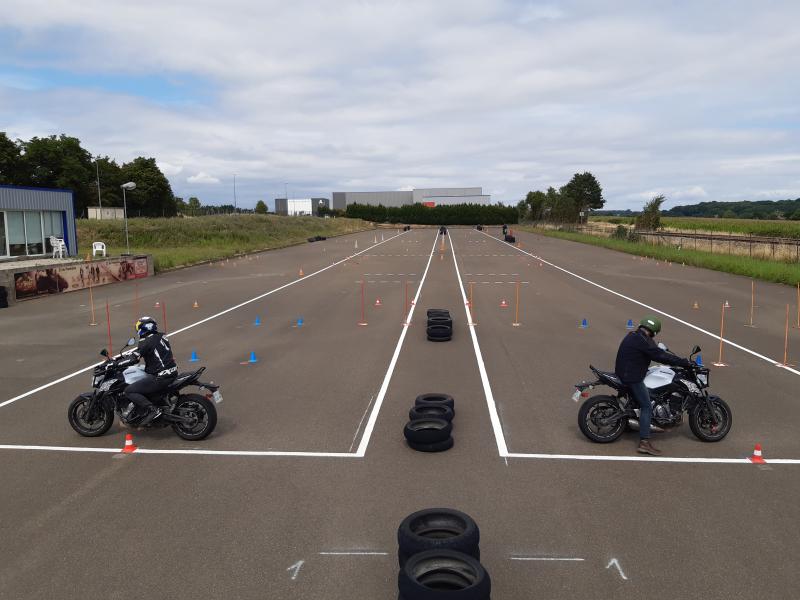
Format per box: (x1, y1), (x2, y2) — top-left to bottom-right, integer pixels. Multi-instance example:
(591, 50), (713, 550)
(574, 344), (732, 443)
(68, 338), (223, 441)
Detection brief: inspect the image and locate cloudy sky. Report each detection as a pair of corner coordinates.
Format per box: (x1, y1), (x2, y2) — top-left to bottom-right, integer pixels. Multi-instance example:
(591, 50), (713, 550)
(1, 1), (799, 210)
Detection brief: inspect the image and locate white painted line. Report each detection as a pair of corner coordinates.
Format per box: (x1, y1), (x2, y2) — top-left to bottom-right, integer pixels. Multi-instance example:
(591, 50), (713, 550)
(510, 557), (585, 561)
(1, 231), (409, 410)
(503, 452), (800, 464)
(449, 235), (509, 456)
(355, 231), (439, 457)
(480, 229), (800, 377)
(319, 552), (389, 556)
(0, 444), (361, 457)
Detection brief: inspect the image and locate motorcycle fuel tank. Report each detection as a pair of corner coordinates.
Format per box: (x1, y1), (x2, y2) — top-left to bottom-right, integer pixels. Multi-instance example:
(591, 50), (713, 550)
(123, 365), (147, 384)
(644, 366), (674, 390)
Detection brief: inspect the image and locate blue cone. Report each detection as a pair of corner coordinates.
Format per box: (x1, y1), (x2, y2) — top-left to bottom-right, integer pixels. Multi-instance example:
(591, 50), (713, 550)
(297, 317), (304, 328)
(189, 350), (199, 362)
(249, 351), (258, 364)
(696, 354), (703, 366)
(254, 316), (261, 327)
(580, 318), (588, 329)
(626, 319), (635, 330)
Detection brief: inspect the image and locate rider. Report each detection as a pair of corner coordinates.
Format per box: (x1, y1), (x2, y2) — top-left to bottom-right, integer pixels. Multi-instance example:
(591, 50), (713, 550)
(614, 316), (693, 456)
(124, 317), (178, 426)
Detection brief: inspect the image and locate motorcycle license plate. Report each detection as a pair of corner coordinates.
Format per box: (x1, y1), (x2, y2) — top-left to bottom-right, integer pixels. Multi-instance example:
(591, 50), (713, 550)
(212, 390), (223, 404)
(571, 389), (581, 403)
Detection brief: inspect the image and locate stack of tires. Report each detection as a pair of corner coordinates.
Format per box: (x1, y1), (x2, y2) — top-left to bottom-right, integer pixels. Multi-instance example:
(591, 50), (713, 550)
(504, 234), (515, 244)
(427, 308), (452, 342)
(476, 225), (483, 231)
(397, 508), (490, 599)
(404, 393), (455, 452)
(403, 225), (412, 231)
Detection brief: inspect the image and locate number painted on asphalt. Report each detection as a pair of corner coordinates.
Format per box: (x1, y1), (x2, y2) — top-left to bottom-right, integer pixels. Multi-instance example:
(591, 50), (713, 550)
(287, 560), (304, 581)
(606, 558), (628, 580)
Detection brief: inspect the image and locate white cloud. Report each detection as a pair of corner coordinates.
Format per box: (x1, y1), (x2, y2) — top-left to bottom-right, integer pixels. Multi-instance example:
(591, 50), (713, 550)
(187, 172), (220, 184)
(1, 1), (799, 208)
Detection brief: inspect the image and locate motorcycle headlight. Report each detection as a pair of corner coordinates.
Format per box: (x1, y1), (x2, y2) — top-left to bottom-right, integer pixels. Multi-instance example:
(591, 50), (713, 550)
(697, 373), (708, 386)
(98, 379), (115, 392)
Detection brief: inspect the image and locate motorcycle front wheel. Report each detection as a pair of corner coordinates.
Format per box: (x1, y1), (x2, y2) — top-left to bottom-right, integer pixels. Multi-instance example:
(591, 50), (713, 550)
(689, 396), (732, 442)
(171, 393), (217, 441)
(68, 395), (114, 437)
(578, 395), (627, 443)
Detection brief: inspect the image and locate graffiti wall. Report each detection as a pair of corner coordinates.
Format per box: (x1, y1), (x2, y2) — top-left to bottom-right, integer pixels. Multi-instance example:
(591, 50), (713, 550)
(14, 256), (149, 301)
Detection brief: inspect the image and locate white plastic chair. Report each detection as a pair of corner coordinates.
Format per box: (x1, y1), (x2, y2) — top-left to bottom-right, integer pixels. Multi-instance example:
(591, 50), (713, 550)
(50, 236), (66, 258)
(92, 241), (107, 257)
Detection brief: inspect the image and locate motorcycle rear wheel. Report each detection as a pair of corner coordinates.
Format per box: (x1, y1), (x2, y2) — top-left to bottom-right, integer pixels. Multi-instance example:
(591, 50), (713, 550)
(171, 393), (217, 441)
(689, 396), (732, 442)
(68, 396), (114, 437)
(578, 395), (627, 443)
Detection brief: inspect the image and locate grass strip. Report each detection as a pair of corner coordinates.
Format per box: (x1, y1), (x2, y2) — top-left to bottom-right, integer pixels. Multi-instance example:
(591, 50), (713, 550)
(77, 215), (373, 272)
(517, 226), (800, 286)
(591, 215), (800, 238)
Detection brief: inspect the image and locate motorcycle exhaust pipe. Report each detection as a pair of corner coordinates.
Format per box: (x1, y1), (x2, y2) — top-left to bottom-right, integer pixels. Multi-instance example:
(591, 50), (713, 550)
(627, 419), (665, 433)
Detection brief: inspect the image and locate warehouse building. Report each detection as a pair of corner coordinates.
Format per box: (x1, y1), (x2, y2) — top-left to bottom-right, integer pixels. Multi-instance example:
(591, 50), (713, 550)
(331, 187), (491, 208)
(0, 185), (77, 258)
(274, 197), (330, 216)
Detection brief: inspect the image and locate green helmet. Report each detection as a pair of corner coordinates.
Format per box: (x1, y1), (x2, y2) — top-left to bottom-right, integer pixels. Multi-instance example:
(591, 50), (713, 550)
(640, 316), (662, 334)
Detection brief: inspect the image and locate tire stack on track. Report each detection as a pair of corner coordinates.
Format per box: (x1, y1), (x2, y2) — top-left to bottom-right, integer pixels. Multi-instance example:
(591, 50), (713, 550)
(404, 393), (455, 452)
(427, 308), (452, 342)
(397, 508), (490, 599)
(504, 234), (515, 243)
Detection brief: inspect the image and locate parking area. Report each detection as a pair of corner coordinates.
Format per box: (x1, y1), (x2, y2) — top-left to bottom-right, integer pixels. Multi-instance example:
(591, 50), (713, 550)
(1, 226), (799, 599)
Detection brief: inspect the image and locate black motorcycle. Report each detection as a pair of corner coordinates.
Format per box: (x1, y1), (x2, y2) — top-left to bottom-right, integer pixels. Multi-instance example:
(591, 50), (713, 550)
(574, 345), (732, 443)
(68, 338), (222, 441)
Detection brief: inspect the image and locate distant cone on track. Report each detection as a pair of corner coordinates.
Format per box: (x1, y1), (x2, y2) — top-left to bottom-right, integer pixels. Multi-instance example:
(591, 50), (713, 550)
(749, 443), (766, 464)
(500, 299), (509, 309)
(122, 433), (137, 454)
(374, 298), (382, 307)
(693, 301), (700, 309)
(192, 300), (199, 309)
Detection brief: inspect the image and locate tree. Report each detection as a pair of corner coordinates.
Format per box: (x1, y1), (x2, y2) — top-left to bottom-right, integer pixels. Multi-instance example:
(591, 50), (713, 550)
(525, 190), (547, 221)
(635, 195), (665, 231)
(187, 197), (201, 216)
(0, 132), (25, 184)
(255, 200), (268, 214)
(92, 155), (123, 207)
(21, 134), (94, 216)
(561, 171), (604, 222)
(119, 157), (177, 217)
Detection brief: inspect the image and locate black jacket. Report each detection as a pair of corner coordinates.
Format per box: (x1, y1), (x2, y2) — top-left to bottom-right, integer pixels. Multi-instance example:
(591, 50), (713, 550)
(614, 328), (691, 383)
(135, 332), (177, 376)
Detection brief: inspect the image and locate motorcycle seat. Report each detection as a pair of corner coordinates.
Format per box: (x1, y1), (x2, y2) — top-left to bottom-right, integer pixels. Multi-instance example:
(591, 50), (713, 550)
(590, 366), (627, 390)
(167, 369), (204, 390)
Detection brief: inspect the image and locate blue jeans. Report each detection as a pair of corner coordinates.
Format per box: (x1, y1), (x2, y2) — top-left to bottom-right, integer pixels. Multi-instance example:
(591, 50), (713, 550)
(628, 380), (652, 440)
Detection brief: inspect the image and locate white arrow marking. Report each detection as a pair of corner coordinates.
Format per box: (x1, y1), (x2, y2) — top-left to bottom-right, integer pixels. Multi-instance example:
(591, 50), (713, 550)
(606, 558), (628, 580)
(287, 560), (304, 581)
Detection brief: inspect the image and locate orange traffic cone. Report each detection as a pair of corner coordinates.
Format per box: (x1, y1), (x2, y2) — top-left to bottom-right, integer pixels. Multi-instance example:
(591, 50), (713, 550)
(692, 301), (700, 310)
(374, 297), (382, 307)
(500, 299), (509, 309)
(724, 300), (731, 309)
(154, 301), (161, 308)
(299, 268), (304, 277)
(749, 443), (765, 464)
(192, 300), (199, 309)
(122, 433), (137, 454)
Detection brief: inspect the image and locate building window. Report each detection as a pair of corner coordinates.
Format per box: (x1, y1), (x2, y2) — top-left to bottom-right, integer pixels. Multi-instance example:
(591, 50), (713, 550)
(0, 212), (6, 256)
(7, 211), (26, 256)
(43, 211), (64, 253)
(25, 211), (44, 255)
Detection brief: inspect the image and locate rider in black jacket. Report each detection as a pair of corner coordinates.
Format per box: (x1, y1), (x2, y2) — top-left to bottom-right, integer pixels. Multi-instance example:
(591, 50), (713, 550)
(124, 316), (178, 426)
(615, 316), (692, 456)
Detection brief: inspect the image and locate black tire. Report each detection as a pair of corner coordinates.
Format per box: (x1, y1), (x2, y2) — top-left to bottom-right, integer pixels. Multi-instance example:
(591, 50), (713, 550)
(307, 237), (316, 243)
(416, 393), (455, 409)
(409, 404), (454, 423)
(426, 324), (452, 339)
(427, 335), (452, 342)
(427, 309), (451, 318)
(578, 395), (627, 443)
(397, 508), (480, 568)
(689, 396), (732, 442)
(67, 395), (114, 437)
(398, 550), (490, 599)
(404, 418), (452, 444)
(171, 393), (217, 441)
(407, 436), (454, 453)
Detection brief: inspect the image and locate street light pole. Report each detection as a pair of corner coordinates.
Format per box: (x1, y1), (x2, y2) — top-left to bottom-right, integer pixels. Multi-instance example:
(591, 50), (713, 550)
(233, 173), (237, 212)
(121, 182), (136, 255)
(95, 159), (102, 210)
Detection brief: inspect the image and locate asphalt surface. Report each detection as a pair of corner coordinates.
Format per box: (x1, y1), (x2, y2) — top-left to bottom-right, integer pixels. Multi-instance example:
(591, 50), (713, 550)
(1, 226), (798, 599)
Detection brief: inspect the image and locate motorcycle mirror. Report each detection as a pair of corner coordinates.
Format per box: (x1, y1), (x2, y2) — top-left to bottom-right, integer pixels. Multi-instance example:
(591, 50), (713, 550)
(691, 345), (701, 355)
(100, 349), (109, 357)
(127, 337), (136, 347)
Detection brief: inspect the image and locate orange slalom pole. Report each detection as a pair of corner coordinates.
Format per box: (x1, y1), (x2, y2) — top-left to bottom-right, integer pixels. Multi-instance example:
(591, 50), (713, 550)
(713, 302), (727, 367)
(783, 304), (791, 366)
(513, 280), (521, 326)
(746, 280), (755, 328)
(796, 283), (800, 329)
(161, 301), (168, 334)
(469, 282), (475, 325)
(88, 279), (97, 326)
(358, 280), (367, 326)
(106, 299), (113, 356)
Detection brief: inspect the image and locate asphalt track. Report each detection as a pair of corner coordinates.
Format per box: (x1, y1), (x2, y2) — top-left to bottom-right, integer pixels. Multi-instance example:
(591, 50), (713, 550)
(1, 226), (798, 599)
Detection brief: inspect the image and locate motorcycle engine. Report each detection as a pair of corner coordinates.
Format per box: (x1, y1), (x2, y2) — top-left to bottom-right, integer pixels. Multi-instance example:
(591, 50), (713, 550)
(653, 395), (682, 425)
